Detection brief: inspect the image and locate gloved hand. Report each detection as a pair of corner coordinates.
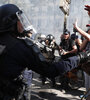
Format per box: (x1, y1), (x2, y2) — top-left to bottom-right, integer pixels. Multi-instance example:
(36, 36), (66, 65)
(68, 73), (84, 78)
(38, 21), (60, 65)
(78, 50), (90, 64)
(77, 50), (90, 75)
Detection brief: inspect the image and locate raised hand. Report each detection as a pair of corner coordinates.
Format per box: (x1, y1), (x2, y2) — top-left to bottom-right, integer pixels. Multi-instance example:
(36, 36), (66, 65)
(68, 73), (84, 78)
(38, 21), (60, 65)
(84, 5), (90, 12)
(84, 5), (90, 16)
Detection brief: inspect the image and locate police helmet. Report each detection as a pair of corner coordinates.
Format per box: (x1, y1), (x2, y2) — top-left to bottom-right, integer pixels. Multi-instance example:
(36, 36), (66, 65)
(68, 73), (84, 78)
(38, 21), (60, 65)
(0, 4), (20, 32)
(40, 34), (46, 40)
(46, 34), (55, 41)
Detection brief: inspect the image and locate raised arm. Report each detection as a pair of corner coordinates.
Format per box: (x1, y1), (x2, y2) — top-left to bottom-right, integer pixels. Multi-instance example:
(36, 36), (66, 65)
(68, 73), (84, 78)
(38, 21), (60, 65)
(73, 20), (90, 41)
(84, 5), (90, 16)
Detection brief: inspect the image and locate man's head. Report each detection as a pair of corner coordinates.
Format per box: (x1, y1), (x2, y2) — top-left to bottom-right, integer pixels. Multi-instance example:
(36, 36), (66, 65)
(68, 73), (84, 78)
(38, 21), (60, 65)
(46, 34), (55, 45)
(63, 29), (70, 40)
(0, 4), (20, 33)
(46, 34), (55, 41)
(0, 4), (33, 36)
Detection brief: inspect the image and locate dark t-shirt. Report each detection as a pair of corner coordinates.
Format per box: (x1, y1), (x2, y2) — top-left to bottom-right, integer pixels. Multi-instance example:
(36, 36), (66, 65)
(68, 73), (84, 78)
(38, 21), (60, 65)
(60, 39), (76, 59)
(60, 38), (75, 51)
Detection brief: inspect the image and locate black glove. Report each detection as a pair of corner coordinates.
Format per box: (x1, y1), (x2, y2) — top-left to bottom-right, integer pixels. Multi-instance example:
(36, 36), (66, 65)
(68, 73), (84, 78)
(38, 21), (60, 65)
(81, 60), (90, 75)
(78, 50), (90, 64)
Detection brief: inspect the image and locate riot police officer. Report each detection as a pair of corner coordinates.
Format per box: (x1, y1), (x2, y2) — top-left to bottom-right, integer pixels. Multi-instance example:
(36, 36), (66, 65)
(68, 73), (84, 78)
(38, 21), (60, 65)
(40, 34), (58, 86)
(0, 4), (90, 100)
(44, 34), (56, 61)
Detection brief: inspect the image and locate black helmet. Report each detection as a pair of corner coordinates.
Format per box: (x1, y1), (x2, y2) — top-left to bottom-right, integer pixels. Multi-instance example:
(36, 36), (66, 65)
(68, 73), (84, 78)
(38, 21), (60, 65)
(0, 4), (20, 32)
(46, 34), (55, 42)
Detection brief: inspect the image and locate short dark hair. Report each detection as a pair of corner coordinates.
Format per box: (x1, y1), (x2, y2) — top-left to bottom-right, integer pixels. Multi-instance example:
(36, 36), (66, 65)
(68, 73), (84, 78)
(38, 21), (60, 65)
(63, 29), (70, 35)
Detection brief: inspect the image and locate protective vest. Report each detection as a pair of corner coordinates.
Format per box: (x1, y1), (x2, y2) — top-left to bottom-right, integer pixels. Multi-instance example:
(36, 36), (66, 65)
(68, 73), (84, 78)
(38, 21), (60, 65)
(22, 37), (46, 62)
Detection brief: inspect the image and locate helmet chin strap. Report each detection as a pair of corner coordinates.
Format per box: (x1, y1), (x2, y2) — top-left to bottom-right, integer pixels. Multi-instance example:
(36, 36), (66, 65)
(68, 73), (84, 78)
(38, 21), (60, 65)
(15, 29), (32, 37)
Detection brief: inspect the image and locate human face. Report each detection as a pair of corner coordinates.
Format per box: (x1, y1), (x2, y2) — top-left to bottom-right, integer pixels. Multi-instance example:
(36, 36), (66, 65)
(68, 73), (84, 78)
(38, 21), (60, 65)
(63, 34), (70, 39)
(17, 21), (24, 33)
(45, 40), (49, 45)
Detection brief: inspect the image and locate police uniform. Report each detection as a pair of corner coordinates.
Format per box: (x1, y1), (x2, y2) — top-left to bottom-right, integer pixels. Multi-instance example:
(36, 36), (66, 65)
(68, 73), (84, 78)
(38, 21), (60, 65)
(0, 33), (81, 99)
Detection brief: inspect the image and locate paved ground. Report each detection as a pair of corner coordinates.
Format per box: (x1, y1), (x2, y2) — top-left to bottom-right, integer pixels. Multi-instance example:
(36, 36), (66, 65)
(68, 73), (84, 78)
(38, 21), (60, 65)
(30, 72), (86, 100)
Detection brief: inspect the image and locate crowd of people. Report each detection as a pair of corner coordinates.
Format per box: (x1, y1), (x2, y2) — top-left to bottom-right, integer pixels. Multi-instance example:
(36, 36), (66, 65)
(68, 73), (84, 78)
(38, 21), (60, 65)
(38, 28), (88, 91)
(0, 3), (90, 100)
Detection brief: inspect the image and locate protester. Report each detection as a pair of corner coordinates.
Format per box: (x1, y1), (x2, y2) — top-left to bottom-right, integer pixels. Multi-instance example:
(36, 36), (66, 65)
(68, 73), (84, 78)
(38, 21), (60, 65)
(59, 29), (77, 59)
(59, 30), (77, 89)
(73, 5), (90, 100)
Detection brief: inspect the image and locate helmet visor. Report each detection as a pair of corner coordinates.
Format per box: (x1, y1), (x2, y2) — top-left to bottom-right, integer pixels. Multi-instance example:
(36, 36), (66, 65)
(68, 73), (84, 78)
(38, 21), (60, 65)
(16, 10), (37, 34)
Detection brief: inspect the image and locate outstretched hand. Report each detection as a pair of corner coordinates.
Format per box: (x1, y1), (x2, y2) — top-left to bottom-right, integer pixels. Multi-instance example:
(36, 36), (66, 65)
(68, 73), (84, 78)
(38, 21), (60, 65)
(84, 5), (90, 16)
(84, 5), (90, 12)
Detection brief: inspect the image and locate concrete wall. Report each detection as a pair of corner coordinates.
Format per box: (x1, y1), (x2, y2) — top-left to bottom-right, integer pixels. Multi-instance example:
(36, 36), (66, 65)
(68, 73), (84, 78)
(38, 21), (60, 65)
(0, 0), (90, 43)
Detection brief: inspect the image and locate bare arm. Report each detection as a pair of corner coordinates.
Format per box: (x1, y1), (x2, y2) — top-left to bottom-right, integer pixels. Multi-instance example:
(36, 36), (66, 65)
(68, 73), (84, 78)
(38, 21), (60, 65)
(73, 20), (90, 41)
(75, 38), (82, 47)
(80, 39), (88, 51)
(63, 45), (77, 55)
(68, 45), (77, 54)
